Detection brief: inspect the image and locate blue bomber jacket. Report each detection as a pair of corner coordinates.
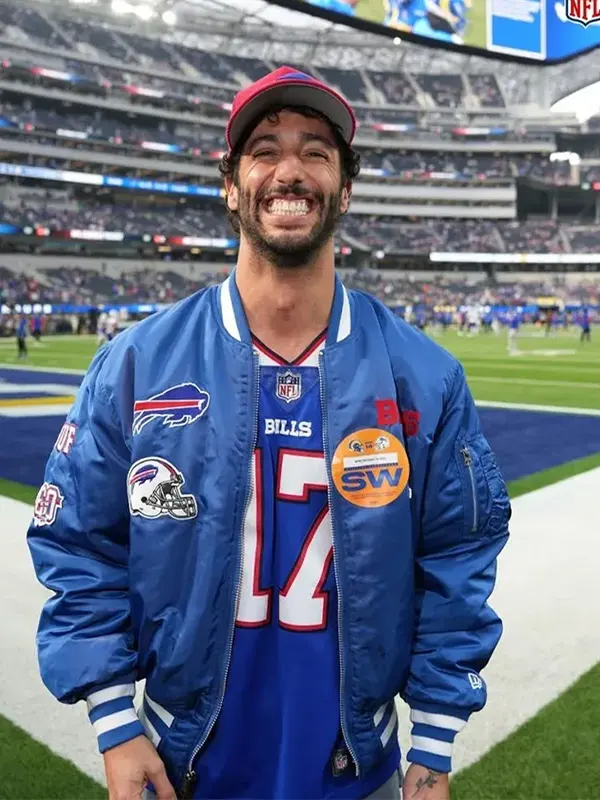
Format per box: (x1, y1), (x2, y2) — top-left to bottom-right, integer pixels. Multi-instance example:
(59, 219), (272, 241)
(27, 274), (510, 795)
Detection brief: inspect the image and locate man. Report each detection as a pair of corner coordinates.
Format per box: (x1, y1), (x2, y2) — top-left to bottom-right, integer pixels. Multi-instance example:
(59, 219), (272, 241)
(580, 307), (591, 344)
(507, 307), (521, 354)
(16, 313), (28, 359)
(28, 67), (510, 800)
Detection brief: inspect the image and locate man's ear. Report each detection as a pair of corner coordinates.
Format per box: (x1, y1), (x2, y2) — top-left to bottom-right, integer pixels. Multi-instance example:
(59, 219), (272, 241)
(225, 176), (238, 211)
(340, 181), (351, 215)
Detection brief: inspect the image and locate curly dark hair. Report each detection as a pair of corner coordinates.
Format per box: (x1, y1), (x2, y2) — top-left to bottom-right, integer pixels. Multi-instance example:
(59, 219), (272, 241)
(219, 104), (361, 235)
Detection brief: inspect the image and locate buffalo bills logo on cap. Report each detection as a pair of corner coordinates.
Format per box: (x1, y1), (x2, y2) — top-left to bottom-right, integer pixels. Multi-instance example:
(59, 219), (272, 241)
(133, 382), (210, 435)
(276, 70), (314, 82)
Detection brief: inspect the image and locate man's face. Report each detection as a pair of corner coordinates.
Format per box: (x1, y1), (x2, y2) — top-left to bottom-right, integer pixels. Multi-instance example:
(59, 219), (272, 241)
(225, 110), (350, 267)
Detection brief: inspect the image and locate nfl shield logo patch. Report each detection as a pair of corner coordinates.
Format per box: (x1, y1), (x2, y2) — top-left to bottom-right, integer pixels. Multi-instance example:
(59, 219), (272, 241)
(565, 0), (600, 26)
(276, 370), (302, 403)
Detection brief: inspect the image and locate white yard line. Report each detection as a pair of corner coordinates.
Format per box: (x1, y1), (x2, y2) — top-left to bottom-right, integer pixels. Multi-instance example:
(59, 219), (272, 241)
(0, 363), (86, 376)
(475, 399), (600, 417)
(2, 469), (600, 782)
(0, 404), (74, 418)
(0, 383), (79, 395)
(0, 498), (106, 784)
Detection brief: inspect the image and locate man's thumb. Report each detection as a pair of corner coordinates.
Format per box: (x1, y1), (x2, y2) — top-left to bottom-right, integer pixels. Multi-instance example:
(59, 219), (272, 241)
(147, 762), (177, 800)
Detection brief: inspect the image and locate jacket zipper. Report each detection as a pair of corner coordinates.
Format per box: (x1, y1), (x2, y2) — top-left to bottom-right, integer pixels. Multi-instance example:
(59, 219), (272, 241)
(180, 351), (260, 799)
(461, 446), (478, 533)
(319, 351), (360, 778)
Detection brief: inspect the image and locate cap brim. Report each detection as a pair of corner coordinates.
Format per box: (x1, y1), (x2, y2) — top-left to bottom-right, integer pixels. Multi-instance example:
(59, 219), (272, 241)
(227, 81), (355, 151)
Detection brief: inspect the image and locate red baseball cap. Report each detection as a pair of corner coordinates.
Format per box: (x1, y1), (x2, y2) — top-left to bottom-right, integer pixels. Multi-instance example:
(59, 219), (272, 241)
(225, 65), (357, 152)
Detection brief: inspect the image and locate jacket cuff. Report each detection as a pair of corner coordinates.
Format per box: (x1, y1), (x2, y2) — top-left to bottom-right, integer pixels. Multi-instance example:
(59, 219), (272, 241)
(86, 683), (145, 754)
(406, 708), (468, 773)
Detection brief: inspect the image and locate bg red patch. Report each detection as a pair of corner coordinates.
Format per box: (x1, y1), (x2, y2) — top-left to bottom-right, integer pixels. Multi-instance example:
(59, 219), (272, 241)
(375, 399), (420, 436)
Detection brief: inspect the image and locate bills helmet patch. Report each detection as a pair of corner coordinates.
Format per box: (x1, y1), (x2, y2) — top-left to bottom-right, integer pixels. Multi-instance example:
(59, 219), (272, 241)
(133, 382), (210, 435)
(276, 370), (302, 403)
(127, 457), (197, 520)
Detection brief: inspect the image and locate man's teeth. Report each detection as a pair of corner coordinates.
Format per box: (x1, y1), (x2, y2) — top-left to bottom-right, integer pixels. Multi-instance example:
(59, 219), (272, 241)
(266, 198), (310, 216)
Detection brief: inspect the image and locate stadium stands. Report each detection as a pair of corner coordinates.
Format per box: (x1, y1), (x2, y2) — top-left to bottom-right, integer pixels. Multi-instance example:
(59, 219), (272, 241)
(1, 184), (600, 255)
(2, 262), (598, 309)
(0, 0), (595, 282)
(0, 95), (574, 186)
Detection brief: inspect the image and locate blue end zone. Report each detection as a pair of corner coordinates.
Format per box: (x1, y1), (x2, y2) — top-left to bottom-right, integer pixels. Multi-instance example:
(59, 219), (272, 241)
(0, 416), (65, 486)
(0, 367), (82, 387)
(0, 368), (599, 489)
(477, 408), (600, 483)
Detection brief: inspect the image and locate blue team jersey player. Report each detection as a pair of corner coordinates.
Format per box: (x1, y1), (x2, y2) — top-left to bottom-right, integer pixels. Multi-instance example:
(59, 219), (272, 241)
(386, 0), (470, 41)
(308, 0), (357, 15)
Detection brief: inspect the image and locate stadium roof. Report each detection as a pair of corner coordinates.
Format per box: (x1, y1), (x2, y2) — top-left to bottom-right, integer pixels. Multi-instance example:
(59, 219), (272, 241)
(176, 0), (342, 30)
(33, 0), (600, 106)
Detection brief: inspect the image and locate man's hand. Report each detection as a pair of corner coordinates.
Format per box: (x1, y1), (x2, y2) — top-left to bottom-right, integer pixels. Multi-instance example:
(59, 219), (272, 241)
(103, 735), (177, 800)
(402, 764), (450, 799)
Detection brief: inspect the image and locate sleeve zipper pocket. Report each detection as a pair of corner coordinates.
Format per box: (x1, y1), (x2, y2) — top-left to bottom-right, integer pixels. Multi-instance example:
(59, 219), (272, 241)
(461, 446), (478, 533)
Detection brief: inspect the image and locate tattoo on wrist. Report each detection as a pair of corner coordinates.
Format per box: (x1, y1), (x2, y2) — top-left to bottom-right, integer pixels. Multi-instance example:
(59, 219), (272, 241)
(412, 769), (441, 796)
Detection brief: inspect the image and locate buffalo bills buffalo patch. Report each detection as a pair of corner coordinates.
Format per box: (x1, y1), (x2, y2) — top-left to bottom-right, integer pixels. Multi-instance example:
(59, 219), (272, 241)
(132, 382), (210, 435)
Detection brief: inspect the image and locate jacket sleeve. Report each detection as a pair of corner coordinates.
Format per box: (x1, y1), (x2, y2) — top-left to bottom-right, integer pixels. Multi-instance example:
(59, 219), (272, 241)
(27, 345), (146, 754)
(401, 361), (511, 773)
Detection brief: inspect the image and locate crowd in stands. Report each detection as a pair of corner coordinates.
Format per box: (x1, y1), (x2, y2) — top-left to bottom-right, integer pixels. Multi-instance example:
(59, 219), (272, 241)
(2, 265), (598, 310)
(341, 216), (597, 254)
(0, 96), (572, 185)
(0, 1), (510, 110)
(2, 192), (600, 254)
(0, 198), (230, 239)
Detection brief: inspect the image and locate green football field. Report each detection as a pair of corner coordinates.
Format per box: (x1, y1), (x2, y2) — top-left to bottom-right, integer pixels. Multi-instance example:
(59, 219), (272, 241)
(0, 325), (599, 799)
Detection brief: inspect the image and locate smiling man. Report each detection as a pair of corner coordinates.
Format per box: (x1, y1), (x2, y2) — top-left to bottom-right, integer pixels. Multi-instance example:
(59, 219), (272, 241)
(28, 67), (510, 800)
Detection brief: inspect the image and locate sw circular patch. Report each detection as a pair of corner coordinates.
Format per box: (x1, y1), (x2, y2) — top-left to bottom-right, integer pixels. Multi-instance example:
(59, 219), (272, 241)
(331, 428), (410, 508)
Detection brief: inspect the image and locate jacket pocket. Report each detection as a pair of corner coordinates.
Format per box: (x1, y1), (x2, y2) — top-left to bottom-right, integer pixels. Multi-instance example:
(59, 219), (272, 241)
(138, 690), (176, 754)
(456, 434), (510, 538)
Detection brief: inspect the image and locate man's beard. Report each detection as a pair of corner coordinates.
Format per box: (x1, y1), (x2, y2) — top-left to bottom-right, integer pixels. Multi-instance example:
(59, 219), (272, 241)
(236, 185), (343, 269)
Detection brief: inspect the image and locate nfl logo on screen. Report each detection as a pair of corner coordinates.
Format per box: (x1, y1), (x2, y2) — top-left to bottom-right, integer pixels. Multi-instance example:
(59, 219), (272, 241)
(565, 0), (600, 26)
(276, 370), (302, 403)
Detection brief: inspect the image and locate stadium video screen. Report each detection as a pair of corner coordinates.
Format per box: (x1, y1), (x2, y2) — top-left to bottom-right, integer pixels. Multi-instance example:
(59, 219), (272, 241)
(284, 0), (600, 62)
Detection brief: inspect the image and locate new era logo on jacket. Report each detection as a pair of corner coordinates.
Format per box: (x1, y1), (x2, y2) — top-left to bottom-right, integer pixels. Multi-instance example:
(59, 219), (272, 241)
(133, 382), (210, 435)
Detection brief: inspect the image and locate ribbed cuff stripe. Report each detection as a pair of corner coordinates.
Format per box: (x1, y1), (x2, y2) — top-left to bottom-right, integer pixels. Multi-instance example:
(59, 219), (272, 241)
(407, 708), (468, 774)
(86, 683), (145, 754)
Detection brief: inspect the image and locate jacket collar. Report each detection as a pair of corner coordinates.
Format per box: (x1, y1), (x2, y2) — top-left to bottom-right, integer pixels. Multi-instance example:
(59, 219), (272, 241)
(219, 269), (351, 347)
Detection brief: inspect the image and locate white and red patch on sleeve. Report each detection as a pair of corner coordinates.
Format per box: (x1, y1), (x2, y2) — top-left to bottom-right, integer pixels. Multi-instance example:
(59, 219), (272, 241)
(55, 422), (77, 455)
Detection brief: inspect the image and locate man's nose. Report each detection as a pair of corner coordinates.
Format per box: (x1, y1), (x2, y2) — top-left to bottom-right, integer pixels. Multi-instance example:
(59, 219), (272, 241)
(272, 154), (305, 187)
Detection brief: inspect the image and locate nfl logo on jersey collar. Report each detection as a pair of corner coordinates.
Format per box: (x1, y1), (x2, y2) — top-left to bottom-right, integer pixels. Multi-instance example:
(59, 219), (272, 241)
(218, 270), (352, 347)
(276, 369), (302, 403)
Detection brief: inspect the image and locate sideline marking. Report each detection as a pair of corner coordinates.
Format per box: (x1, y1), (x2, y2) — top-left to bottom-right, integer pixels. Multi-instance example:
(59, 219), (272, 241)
(0, 364), (86, 375)
(470, 376), (600, 389)
(0, 396), (75, 408)
(475, 400), (600, 417)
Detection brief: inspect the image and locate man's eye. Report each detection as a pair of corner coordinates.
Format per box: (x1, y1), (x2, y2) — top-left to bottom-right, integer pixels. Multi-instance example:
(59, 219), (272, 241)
(307, 151), (327, 159)
(253, 150), (276, 158)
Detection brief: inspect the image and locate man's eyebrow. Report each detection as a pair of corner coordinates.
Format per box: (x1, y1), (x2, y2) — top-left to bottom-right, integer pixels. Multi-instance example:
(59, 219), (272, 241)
(244, 133), (278, 151)
(300, 132), (336, 148)
(244, 131), (336, 151)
